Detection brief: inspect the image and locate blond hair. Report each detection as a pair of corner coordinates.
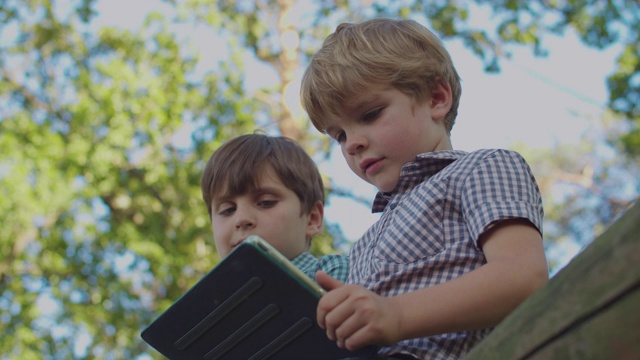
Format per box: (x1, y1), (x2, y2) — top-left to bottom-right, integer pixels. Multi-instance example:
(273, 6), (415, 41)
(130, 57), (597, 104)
(301, 18), (461, 133)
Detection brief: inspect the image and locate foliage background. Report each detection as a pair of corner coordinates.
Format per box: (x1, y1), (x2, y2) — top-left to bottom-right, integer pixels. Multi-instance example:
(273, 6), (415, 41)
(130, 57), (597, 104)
(1, 0), (638, 358)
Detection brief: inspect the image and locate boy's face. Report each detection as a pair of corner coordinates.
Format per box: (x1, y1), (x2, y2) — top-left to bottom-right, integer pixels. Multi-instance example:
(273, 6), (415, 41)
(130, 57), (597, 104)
(209, 167), (323, 260)
(326, 86), (452, 192)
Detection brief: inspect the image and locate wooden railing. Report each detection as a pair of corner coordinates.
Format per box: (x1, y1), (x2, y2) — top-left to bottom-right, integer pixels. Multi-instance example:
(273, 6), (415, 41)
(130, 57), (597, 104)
(466, 201), (640, 359)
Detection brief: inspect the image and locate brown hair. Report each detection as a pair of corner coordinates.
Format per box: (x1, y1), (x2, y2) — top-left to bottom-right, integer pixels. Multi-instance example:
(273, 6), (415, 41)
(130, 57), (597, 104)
(301, 18), (461, 134)
(201, 134), (325, 217)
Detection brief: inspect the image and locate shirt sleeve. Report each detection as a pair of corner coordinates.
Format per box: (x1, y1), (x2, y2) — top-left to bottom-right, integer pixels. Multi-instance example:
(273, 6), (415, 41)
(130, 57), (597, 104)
(462, 149), (544, 248)
(318, 254), (349, 283)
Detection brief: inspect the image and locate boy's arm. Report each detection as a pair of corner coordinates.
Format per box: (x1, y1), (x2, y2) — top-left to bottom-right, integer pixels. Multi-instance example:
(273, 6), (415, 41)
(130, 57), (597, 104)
(316, 219), (548, 351)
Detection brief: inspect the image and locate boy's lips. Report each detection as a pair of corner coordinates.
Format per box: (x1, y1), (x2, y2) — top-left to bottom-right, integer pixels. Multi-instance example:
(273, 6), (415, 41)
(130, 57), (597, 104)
(360, 157), (383, 174)
(232, 237), (247, 248)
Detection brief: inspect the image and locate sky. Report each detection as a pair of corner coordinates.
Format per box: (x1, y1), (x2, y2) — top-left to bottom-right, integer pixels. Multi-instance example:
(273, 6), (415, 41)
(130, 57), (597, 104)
(91, 0), (621, 265)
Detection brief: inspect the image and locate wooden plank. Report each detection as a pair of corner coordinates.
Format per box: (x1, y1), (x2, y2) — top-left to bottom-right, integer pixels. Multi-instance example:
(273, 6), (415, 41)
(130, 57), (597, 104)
(466, 201), (640, 359)
(528, 288), (640, 360)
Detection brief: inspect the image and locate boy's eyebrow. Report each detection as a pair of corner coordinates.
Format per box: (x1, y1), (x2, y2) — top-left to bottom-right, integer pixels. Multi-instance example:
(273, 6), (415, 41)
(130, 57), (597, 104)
(213, 185), (283, 203)
(344, 94), (379, 113)
(324, 125), (342, 138)
(324, 94), (381, 132)
(251, 185), (284, 196)
(210, 194), (231, 206)
(211, 188), (238, 205)
(343, 89), (389, 114)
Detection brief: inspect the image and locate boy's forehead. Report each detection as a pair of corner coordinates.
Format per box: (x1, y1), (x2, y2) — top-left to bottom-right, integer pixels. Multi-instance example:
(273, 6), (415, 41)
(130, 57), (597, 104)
(343, 91), (386, 113)
(213, 165), (281, 200)
(318, 92), (381, 132)
(332, 86), (394, 118)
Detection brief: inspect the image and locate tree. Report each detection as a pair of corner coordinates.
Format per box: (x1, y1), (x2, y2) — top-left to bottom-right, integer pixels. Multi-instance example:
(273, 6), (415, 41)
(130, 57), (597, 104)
(0, 0), (233, 357)
(1, 0), (638, 358)
(513, 110), (640, 273)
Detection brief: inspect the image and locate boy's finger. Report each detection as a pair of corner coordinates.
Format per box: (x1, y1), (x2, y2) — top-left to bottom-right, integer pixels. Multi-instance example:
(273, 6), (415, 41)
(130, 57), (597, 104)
(316, 271), (347, 331)
(315, 270), (344, 291)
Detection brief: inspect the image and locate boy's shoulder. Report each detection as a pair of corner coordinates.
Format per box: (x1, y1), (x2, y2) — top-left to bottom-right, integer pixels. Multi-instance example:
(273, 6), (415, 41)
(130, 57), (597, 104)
(447, 148), (531, 178)
(317, 253), (349, 282)
(375, 149), (535, 211)
(413, 148), (526, 175)
(445, 148), (523, 160)
(292, 251), (349, 282)
(410, 148), (536, 193)
(415, 148), (521, 162)
(464, 148), (529, 168)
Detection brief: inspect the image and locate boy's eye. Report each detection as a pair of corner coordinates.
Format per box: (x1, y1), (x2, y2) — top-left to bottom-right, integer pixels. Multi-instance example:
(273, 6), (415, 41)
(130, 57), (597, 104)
(333, 131), (346, 143)
(258, 199), (278, 208)
(217, 204), (235, 216)
(363, 108), (381, 122)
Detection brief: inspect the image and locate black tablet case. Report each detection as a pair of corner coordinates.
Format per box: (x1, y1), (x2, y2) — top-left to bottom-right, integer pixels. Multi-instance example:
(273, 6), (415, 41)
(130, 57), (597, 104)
(141, 240), (378, 359)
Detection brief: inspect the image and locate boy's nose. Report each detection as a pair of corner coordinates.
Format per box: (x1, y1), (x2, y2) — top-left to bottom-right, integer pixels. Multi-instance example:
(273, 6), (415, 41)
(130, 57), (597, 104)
(345, 134), (367, 155)
(235, 213), (255, 229)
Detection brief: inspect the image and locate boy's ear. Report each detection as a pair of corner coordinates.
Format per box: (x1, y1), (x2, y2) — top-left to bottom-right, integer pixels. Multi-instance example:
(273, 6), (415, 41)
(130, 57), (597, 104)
(430, 79), (453, 121)
(306, 201), (324, 237)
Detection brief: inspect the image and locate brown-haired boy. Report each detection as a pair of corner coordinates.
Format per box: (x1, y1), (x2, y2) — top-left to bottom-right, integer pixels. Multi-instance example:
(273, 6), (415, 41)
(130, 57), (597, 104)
(201, 133), (348, 282)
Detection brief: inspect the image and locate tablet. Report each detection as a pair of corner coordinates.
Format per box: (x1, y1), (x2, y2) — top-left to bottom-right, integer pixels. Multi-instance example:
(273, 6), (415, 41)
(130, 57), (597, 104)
(141, 235), (378, 359)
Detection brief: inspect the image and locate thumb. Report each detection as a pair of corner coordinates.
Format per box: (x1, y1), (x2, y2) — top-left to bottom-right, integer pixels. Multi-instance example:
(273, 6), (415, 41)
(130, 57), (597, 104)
(315, 270), (344, 291)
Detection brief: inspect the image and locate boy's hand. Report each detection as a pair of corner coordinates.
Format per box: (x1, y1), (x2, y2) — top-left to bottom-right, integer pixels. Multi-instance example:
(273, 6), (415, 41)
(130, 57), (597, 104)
(315, 271), (402, 350)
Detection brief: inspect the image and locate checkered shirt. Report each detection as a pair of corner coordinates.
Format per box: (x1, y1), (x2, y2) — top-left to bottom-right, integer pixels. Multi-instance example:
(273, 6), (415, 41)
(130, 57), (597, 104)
(347, 149), (544, 360)
(291, 251), (349, 283)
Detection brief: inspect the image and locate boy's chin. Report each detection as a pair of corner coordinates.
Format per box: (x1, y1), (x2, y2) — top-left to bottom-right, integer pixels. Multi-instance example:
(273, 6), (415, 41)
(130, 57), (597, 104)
(357, 174), (381, 189)
(372, 179), (399, 193)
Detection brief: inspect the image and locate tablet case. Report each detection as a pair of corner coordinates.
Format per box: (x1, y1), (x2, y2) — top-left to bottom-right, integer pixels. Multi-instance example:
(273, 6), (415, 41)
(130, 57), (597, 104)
(141, 236), (378, 359)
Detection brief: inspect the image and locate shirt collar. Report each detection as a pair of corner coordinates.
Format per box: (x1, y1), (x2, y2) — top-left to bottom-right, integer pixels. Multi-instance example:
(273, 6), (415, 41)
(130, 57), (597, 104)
(372, 150), (467, 213)
(290, 251), (315, 268)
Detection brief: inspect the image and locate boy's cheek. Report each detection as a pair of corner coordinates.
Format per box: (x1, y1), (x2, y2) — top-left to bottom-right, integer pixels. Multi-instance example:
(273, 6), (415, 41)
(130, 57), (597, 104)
(343, 158), (360, 174)
(210, 224), (230, 257)
(213, 239), (231, 258)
